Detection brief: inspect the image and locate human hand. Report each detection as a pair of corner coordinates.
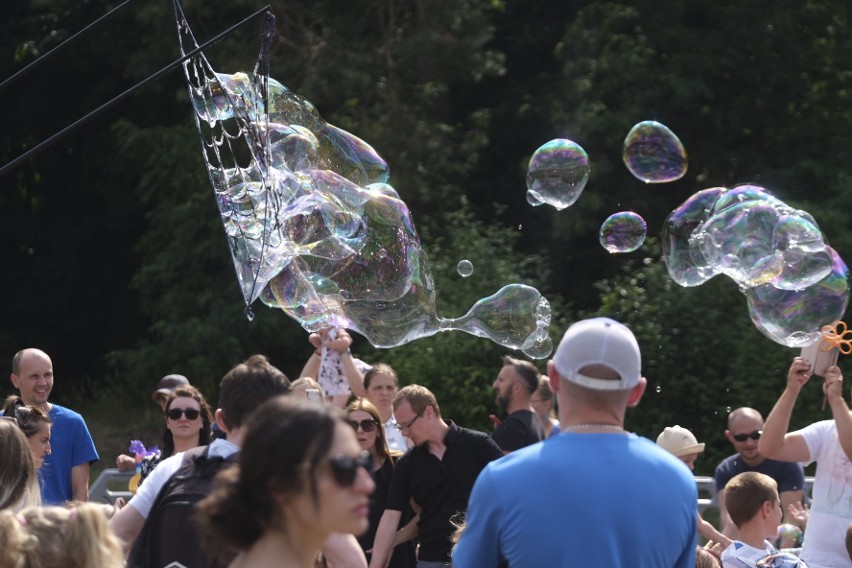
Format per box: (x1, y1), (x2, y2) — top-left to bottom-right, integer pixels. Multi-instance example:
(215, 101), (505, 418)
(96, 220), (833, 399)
(309, 332), (323, 350)
(787, 500), (809, 528)
(116, 454), (136, 471)
(823, 365), (844, 402)
(787, 357), (812, 391)
(703, 540), (726, 555)
(327, 328), (353, 352)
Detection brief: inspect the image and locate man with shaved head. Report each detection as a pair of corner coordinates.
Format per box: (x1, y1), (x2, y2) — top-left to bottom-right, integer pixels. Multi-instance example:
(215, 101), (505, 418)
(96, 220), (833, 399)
(10, 348), (99, 504)
(714, 406), (804, 537)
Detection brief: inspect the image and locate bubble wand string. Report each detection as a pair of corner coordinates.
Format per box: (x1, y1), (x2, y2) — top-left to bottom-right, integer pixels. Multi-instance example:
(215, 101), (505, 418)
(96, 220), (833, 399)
(817, 321), (852, 411)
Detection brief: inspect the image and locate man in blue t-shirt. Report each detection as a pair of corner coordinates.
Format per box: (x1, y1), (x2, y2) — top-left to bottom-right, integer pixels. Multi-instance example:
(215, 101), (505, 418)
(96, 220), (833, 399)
(453, 318), (697, 568)
(714, 407), (804, 537)
(10, 348), (99, 504)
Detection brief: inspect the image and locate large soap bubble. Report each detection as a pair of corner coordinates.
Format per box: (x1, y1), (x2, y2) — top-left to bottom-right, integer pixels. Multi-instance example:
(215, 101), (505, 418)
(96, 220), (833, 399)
(622, 120), (687, 183)
(662, 187), (726, 286)
(526, 139), (590, 210)
(599, 212), (647, 253)
(175, 12), (552, 356)
(663, 182), (847, 347)
(747, 247), (849, 347)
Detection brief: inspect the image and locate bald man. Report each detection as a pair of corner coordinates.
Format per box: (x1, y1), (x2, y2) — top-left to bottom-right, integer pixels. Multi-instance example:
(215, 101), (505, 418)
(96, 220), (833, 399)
(714, 406), (804, 537)
(10, 348), (98, 504)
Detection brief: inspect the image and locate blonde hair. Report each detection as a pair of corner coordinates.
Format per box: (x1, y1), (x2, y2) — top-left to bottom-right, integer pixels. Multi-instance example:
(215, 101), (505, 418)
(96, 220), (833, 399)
(393, 384), (440, 417)
(0, 419), (40, 511)
(0, 504), (125, 568)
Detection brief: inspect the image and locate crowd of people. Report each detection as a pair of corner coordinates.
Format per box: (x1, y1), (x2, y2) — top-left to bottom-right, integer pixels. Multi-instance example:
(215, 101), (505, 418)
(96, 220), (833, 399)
(2, 319), (852, 567)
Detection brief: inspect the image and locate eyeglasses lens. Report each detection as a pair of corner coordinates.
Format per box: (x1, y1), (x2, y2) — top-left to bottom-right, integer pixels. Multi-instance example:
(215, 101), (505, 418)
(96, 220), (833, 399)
(329, 451), (372, 487)
(167, 408), (201, 420)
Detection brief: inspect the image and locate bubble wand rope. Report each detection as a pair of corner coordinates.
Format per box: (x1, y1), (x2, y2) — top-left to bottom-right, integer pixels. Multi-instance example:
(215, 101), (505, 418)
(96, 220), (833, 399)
(817, 321), (852, 411)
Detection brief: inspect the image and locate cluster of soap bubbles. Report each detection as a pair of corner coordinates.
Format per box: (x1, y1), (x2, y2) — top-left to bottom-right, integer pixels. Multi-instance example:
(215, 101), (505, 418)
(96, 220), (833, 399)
(526, 121), (687, 254)
(176, 26), (552, 357)
(663, 184), (849, 346)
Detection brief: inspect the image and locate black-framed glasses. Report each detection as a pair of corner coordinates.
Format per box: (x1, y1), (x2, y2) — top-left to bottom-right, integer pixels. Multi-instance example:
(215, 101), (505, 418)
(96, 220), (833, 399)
(328, 451), (372, 487)
(732, 430), (762, 442)
(166, 408), (201, 420)
(347, 419), (378, 433)
(394, 411), (423, 432)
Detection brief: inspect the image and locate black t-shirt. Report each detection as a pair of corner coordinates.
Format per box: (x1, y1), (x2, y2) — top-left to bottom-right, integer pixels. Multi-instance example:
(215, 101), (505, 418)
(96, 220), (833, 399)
(358, 457), (416, 568)
(491, 409), (545, 452)
(386, 421), (503, 563)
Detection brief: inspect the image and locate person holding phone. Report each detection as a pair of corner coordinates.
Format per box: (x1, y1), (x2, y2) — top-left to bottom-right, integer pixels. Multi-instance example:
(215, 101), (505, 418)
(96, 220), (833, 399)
(714, 407), (805, 538)
(759, 357), (852, 568)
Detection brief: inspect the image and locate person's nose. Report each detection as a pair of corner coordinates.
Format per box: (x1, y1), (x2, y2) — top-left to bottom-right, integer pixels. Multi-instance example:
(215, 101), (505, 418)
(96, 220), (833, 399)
(45, 442), (52, 455)
(355, 466), (375, 494)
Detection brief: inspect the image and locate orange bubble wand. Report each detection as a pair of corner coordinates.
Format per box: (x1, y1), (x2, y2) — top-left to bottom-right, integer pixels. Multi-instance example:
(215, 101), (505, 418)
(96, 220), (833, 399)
(816, 321), (852, 410)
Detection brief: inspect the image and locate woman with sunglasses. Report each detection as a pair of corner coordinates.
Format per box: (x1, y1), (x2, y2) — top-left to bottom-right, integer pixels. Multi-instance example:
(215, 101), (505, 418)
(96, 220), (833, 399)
(197, 396), (374, 568)
(3, 395), (52, 469)
(137, 385), (212, 486)
(346, 398), (418, 568)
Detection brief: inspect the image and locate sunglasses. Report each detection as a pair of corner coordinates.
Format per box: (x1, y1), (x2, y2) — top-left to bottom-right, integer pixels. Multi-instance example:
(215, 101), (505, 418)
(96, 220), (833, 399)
(328, 451), (372, 487)
(347, 419), (378, 433)
(166, 408), (201, 420)
(732, 430), (762, 442)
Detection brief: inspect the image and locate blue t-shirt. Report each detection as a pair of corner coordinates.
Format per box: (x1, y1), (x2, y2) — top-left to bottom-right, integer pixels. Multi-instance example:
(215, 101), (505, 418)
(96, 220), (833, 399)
(714, 454), (804, 493)
(453, 432), (697, 568)
(39, 404), (99, 504)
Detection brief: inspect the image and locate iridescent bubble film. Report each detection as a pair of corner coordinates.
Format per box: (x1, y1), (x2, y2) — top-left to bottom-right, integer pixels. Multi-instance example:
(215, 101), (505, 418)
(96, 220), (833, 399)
(622, 120), (687, 183)
(599, 212), (647, 253)
(662, 187), (725, 287)
(526, 139), (590, 210)
(175, 12), (551, 356)
(457, 260), (474, 278)
(747, 246), (849, 347)
(663, 182), (848, 347)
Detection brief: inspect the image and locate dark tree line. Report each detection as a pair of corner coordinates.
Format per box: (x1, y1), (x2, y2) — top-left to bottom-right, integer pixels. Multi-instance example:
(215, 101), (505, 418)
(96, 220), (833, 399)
(2, 1), (851, 470)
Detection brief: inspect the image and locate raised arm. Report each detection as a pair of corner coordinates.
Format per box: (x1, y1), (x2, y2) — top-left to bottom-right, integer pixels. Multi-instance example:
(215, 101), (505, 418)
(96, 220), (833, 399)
(340, 350), (366, 398)
(758, 357), (812, 462)
(322, 532), (367, 568)
(824, 365), (852, 462)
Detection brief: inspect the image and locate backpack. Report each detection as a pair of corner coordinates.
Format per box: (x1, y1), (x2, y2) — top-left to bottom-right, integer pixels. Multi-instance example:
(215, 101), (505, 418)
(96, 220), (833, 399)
(128, 445), (237, 568)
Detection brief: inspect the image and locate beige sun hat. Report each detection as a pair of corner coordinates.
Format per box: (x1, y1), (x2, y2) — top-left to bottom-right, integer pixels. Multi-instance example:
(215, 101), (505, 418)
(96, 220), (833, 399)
(656, 425), (705, 457)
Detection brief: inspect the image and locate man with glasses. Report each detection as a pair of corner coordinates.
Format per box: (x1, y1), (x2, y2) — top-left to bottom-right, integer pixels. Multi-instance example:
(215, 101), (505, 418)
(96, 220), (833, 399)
(368, 384), (502, 568)
(715, 406), (805, 537)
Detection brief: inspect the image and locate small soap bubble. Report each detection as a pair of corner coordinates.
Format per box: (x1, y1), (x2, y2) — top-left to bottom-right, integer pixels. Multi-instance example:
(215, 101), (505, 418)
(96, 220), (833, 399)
(377, 248), (388, 259)
(726, 406), (731, 413)
(244, 306), (255, 321)
(599, 212), (647, 253)
(457, 260), (474, 278)
(655, 385), (661, 393)
(526, 139), (590, 210)
(622, 121), (687, 183)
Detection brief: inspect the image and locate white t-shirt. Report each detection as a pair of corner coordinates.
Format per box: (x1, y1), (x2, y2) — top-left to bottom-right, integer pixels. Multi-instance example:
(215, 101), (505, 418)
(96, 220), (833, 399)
(798, 419), (852, 568)
(128, 438), (239, 519)
(720, 540), (777, 568)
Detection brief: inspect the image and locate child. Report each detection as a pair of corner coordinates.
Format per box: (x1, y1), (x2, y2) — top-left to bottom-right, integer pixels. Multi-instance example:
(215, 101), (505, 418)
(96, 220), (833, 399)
(720, 472), (783, 567)
(657, 425), (732, 548)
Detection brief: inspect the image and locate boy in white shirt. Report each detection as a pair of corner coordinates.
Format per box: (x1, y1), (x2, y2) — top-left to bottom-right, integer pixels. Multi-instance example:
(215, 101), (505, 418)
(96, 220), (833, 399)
(720, 472), (783, 567)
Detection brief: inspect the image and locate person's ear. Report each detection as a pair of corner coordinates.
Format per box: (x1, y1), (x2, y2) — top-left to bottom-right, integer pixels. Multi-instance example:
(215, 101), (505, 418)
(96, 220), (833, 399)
(10, 373), (20, 390)
(215, 409), (230, 433)
(724, 430), (734, 444)
(626, 377), (647, 408)
(547, 361), (561, 393)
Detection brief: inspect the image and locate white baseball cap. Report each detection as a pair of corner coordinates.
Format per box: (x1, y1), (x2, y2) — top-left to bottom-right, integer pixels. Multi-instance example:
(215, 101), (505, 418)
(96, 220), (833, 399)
(553, 317), (641, 391)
